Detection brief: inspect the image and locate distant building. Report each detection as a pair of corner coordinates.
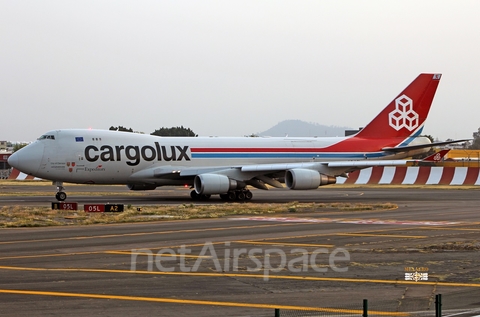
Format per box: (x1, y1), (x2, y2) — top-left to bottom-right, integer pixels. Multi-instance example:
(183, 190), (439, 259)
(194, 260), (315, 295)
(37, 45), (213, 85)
(0, 141), (6, 151)
(344, 128), (363, 137)
(0, 151), (12, 179)
(443, 140), (469, 150)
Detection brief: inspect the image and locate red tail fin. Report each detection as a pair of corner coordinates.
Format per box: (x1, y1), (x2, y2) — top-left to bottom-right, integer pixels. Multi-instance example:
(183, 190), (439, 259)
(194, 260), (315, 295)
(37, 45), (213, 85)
(354, 73), (441, 140)
(422, 149), (450, 162)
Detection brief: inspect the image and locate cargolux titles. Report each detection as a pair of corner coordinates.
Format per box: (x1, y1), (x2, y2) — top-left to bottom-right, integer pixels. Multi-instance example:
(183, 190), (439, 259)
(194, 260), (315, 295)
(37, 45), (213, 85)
(85, 143), (190, 166)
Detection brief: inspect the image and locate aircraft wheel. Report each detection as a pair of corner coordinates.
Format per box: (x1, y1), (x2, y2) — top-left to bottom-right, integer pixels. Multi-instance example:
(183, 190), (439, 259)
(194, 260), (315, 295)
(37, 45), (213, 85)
(56, 192), (67, 201)
(244, 190), (253, 200)
(236, 191), (246, 201)
(227, 191), (236, 201)
(219, 193), (229, 201)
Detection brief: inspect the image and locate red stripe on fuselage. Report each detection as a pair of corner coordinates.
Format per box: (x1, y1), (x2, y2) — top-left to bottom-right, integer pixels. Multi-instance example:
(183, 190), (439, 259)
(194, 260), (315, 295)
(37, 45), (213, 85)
(319, 137), (410, 153)
(191, 148), (323, 152)
(190, 139), (398, 153)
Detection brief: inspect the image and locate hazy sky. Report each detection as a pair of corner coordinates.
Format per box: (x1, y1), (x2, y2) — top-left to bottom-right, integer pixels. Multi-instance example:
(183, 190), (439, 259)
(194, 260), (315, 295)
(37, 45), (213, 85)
(1, 1), (479, 142)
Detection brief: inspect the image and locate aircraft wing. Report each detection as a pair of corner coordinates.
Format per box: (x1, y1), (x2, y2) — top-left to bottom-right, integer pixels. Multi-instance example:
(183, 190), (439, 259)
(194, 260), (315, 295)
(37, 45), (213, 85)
(130, 149), (450, 185)
(239, 160), (410, 177)
(242, 149), (450, 174)
(129, 165), (235, 180)
(325, 160), (412, 168)
(128, 160), (414, 186)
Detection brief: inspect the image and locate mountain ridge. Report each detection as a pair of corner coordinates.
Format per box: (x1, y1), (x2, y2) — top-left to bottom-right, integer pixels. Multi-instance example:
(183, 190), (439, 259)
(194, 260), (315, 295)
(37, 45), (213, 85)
(258, 119), (354, 137)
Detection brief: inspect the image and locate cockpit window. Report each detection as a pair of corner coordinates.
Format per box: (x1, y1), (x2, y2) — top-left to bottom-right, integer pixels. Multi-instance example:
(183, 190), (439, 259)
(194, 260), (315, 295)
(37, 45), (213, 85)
(38, 135), (55, 140)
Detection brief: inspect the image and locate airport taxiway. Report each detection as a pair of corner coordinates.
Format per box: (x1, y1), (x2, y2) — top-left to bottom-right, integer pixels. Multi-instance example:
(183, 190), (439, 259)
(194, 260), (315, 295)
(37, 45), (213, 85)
(1, 185), (480, 316)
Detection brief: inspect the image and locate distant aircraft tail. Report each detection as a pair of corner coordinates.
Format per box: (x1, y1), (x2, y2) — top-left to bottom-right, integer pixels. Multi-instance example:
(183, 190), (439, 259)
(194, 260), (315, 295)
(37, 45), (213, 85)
(421, 149), (450, 162)
(354, 73), (441, 140)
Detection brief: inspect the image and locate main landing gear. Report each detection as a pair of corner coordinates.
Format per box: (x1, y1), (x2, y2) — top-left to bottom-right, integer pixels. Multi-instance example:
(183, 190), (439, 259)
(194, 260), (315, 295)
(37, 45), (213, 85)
(219, 189), (253, 201)
(190, 189), (253, 201)
(55, 182), (67, 201)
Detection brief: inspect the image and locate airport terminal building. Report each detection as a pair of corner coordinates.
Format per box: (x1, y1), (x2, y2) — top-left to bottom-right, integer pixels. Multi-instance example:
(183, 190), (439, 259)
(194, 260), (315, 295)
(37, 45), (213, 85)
(0, 141), (12, 179)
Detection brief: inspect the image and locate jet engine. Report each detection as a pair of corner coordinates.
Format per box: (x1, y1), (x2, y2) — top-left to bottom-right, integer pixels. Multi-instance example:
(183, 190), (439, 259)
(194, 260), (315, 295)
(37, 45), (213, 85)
(194, 174), (238, 195)
(127, 184), (158, 191)
(285, 169), (336, 190)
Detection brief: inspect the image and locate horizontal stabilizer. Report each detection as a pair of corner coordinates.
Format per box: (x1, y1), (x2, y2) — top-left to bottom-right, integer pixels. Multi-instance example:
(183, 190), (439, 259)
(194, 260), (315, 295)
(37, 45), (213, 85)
(382, 139), (470, 153)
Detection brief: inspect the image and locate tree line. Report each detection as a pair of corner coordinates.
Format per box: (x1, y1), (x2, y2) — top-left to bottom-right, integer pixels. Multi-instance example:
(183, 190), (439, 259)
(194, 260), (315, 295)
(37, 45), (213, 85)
(470, 127), (480, 149)
(109, 126), (197, 137)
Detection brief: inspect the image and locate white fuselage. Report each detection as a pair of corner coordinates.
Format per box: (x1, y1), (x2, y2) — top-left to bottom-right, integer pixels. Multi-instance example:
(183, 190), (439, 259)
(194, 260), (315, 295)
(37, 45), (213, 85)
(10, 129), (428, 185)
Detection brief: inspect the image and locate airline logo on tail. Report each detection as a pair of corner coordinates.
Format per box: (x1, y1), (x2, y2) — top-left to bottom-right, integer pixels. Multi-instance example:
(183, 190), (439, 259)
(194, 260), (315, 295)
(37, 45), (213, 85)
(388, 94), (418, 131)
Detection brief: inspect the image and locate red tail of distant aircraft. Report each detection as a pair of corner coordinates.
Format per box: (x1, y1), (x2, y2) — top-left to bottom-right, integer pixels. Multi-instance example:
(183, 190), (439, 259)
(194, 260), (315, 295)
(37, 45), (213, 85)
(8, 73), (466, 201)
(422, 149), (450, 162)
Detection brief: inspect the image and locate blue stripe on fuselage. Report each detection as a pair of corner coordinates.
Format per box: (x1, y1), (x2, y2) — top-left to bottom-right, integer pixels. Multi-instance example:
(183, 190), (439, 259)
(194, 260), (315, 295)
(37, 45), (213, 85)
(398, 126), (424, 147)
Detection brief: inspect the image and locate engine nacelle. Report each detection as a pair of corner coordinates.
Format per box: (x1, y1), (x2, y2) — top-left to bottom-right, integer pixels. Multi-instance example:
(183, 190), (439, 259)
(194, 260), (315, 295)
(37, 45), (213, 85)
(285, 169), (336, 190)
(127, 184), (157, 191)
(194, 174), (238, 195)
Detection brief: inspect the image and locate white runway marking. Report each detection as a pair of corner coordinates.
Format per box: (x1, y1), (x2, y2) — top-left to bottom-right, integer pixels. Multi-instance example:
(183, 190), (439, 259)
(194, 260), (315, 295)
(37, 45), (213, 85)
(230, 216), (459, 226)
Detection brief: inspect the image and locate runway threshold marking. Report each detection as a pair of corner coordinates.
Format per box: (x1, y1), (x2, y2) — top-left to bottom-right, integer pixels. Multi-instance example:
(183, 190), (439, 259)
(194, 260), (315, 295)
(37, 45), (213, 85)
(1, 265), (480, 288)
(234, 240), (334, 247)
(0, 289), (408, 315)
(0, 222), (312, 245)
(336, 233), (427, 239)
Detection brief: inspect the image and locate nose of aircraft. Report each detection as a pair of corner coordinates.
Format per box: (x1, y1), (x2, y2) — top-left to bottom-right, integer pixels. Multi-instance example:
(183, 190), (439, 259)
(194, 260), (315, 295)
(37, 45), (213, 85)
(7, 151), (18, 168)
(8, 143), (44, 176)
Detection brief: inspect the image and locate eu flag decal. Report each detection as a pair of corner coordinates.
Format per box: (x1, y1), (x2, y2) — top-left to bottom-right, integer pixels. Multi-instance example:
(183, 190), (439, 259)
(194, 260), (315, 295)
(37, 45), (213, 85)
(75, 137), (84, 142)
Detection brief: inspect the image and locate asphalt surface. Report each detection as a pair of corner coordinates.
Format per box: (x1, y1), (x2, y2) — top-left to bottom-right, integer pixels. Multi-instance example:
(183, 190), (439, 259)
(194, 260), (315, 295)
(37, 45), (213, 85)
(1, 184), (480, 316)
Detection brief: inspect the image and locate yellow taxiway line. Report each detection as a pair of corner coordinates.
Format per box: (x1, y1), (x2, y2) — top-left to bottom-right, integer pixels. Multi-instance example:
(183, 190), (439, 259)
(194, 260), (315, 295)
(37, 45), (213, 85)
(0, 242), (229, 261)
(1, 265), (480, 288)
(0, 289), (409, 315)
(336, 233), (427, 239)
(0, 251), (103, 260)
(106, 251), (210, 258)
(0, 222), (311, 245)
(235, 240), (334, 247)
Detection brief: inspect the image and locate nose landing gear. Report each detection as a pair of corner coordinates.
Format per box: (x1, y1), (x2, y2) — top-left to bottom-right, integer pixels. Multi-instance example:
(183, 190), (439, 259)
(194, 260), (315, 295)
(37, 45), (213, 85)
(54, 182), (67, 201)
